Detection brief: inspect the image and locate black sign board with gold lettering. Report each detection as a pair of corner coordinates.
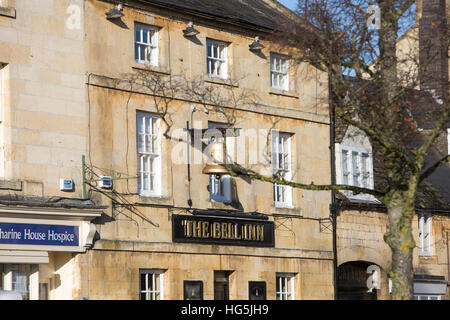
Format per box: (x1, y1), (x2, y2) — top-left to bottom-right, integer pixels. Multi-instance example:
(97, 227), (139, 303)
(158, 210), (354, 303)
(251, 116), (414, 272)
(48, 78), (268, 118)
(172, 214), (275, 247)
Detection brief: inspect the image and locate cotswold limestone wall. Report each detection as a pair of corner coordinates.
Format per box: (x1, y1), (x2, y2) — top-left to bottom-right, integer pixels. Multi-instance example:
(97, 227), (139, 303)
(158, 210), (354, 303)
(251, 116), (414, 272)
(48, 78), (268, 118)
(76, 0), (334, 299)
(72, 246), (333, 300)
(337, 209), (450, 300)
(0, 0), (87, 198)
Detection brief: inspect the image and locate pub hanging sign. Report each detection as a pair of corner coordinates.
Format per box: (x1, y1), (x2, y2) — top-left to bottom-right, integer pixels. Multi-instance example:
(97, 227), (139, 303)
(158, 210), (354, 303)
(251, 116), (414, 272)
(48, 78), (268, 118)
(172, 214), (275, 247)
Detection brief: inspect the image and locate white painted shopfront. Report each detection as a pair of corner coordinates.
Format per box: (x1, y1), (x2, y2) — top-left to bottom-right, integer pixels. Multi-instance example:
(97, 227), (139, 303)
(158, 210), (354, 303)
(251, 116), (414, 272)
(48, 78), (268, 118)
(0, 206), (101, 300)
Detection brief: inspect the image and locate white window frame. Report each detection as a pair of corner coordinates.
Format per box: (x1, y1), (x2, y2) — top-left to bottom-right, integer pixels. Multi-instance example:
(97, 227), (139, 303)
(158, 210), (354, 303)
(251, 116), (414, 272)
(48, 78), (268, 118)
(206, 39), (228, 79)
(276, 273), (295, 300)
(270, 53), (289, 91)
(135, 23), (159, 66)
(207, 122), (232, 203)
(339, 145), (377, 202)
(139, 269), (165, 300)
(137, 112), (161, 197)
(272, 131), (293, 208)
(418, 215), (432, 257)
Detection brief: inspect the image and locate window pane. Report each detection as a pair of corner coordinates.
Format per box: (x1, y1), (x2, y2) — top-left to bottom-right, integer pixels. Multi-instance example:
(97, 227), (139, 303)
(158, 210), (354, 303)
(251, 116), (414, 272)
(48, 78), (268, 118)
(151, 135), (157, 154)
(149, 173), (155, 191)
(139, 45), (145, 61)
(145, 134), (151, 153)
(219, 45), (225, 59)
(342, 150), (349, 185)
(151, 118), (158, 135)
(138, 134), (144, 153)
(135, 27), (141, 42)
(140, 273), (147, 297)
(142, 29), (148, 44)
(213, 44), (218, 58)
(352, 152), (359, 186)
(361, 153), (368, 188)
(135, 43), (139, 61)
(217, 62), (222, 77)
(142, 156), (149, 172)
(276, 58), (281, 71)
(279, 76), (285, 90)
(143, 173), (149, 190)
(212, 60), (218, 75)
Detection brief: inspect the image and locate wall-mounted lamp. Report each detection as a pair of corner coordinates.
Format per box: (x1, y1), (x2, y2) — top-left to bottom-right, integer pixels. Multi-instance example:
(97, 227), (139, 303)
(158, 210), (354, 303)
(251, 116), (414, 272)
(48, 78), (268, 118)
(183, 21), (200, 37)
(191, 105), (209, 115)
(249, 36), (265, 51)
(106, 4), (124, 20)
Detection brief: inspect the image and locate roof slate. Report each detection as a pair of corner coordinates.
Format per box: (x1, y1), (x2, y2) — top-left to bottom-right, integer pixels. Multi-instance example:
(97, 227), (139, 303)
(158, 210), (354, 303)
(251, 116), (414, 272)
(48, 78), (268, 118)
(137, 0), (287, 30)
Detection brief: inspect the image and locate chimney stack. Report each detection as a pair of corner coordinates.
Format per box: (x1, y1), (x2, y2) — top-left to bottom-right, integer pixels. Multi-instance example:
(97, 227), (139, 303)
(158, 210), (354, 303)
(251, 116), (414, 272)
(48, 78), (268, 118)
(418, 0), (448, 102)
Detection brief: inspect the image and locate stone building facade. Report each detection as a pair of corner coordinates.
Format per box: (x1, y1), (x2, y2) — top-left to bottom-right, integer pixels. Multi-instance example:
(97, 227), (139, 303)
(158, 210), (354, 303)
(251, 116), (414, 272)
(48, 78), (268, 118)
(0, 0), (334, 299)
(0, 0), (104, 300)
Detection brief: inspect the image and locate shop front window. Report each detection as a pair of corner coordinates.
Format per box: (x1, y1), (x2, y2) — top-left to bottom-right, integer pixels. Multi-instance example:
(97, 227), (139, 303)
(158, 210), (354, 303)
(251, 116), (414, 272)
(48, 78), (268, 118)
(11, 264), (29, 299)
(1, 264), (38, 300)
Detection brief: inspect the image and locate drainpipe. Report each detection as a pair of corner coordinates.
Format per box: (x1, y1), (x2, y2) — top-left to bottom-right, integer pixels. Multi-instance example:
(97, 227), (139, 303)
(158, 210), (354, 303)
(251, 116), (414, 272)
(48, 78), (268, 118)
(328, 70), (339, 300)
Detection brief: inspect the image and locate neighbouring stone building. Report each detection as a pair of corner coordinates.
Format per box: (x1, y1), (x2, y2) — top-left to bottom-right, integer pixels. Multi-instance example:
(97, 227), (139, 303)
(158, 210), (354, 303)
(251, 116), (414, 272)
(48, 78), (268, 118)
(0, 0), (334, 299)
(334, 0), (450, 300)
(0, 0), (105, 300)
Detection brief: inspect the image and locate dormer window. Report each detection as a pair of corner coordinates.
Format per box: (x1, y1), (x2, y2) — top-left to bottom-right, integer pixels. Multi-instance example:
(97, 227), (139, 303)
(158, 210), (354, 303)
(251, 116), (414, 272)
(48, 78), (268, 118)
(341, 149), (371, 189)
(339, 145), (377, 202)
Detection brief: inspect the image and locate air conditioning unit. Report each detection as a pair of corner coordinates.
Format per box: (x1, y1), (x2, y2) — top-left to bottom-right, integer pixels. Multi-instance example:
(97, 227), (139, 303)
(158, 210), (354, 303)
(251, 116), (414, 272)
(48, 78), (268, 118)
(99, 176), (113, 189)
(60, 179), (74, 191)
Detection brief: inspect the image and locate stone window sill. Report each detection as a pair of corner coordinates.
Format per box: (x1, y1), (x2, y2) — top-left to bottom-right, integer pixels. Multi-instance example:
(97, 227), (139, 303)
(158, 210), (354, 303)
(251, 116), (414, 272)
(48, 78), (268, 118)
(418, 255), (437, 264)
(136, 195), (173, 206)
(0, 6), (15, 19)
(132, 62), (170, 76)
(204, 77), (239, 88)
(208, 200), (238, 211)
(271, 206), (302, 215)
(269, 88), (299, 99)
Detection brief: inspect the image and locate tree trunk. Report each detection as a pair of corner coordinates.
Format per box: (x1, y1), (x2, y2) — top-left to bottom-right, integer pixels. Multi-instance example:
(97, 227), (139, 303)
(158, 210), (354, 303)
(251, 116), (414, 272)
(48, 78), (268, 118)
(384, 190), (416, 300)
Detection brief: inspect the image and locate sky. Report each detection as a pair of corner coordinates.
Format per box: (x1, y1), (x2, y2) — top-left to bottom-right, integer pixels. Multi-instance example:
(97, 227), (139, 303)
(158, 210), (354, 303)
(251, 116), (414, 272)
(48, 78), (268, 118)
(275, 0), (416, 76)
(277, 0), (297, 11)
